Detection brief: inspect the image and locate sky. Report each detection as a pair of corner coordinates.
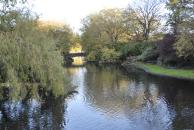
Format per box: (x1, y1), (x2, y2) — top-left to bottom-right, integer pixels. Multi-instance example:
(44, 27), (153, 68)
(33, 0), (132, 32)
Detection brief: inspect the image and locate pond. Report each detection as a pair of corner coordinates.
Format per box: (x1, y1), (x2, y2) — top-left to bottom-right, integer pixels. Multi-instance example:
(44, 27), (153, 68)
(0, 63), (194, 130)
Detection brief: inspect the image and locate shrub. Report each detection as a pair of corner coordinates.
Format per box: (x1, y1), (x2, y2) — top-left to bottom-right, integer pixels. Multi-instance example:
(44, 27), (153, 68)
(174, 33), (194, 58)
(137, 45), (159, 62)
(120, 41), (155, 57)
(100, 48), (120, 62)
(86, 51), (98, 61)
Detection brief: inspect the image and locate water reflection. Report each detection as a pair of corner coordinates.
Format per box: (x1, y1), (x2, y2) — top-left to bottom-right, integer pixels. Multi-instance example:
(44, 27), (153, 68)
(72, 56), (85, 66)
(66, 64), (194, 130)
(83, 65), (173, 130)
(0, 64), (194, 130)
(0, 96), (67, 130)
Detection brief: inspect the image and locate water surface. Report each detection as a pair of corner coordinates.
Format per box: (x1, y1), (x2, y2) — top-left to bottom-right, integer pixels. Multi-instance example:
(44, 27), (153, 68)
(1, 64), (194, 130)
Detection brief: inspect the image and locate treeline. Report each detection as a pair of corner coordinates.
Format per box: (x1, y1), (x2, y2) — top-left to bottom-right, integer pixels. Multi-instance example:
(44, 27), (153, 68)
(81, 0), (194, 66)
(0, 0), (74, 99)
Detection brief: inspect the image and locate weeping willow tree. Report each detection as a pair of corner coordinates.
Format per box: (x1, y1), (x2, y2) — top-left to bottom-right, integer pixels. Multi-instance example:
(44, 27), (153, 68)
(0, 1), (70, 99)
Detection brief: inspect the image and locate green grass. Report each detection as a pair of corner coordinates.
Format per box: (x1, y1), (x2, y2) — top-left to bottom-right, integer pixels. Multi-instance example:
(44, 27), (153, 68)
(136, 62), (194, 80)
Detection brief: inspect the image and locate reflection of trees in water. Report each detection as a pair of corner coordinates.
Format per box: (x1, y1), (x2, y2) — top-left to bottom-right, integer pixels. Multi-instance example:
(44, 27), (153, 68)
(1, 64), (193, 130)
(0, 87), (67, 130)
(83, 65), (174, 130)
(127, 71), (194, 130)
(84, 65), (132, 112)
(63, 64), (194, 130)
(148, 76), (194, 130)
(83, 65), (161, 115)
(122, 75), (174, 130)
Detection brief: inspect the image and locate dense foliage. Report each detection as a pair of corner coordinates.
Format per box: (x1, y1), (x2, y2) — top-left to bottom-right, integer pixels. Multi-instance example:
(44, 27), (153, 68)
(122, 42), (153, 56)
(81, 0), (194, 67)
(0, 1), (72, 99)
(173, 0), (194, 59)
(47, 25), (75, 56)
(81, 8), (127, 62)
(81, 1), (163, 63)
(0, 18), (69, 98)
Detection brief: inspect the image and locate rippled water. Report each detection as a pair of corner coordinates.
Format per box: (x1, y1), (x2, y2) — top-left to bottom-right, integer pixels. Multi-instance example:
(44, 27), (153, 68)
(1, 64), (194, 130)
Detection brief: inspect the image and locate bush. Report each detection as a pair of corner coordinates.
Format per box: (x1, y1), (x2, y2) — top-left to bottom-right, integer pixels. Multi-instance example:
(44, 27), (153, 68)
(174, 33), (194, 58)
(86, 51), (98, 61)
(120, 41), (155, 57)
(137, 45), (159, 62)
(100, 48), (120, 62)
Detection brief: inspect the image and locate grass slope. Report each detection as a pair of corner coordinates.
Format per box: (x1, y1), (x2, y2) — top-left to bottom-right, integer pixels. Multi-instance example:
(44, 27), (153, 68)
(137, 62), (194, 80)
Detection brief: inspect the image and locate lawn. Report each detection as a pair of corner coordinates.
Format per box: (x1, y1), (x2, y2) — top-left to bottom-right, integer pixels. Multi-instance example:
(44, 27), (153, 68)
(136, 62), (194, 80)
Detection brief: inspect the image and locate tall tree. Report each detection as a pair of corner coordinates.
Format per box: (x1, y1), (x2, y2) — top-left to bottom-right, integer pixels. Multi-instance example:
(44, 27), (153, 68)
(126, 0), (163, 40)
(0, 0), (29, 31)
(98, 9), (127, 45)
(172, 0), (194, 58)
(0, 0), (70, 97)
(48, 25), (74, 55)
(166, 0), (184, 34)
(82, 8), (127, 48)
(81, 9), (125, 61)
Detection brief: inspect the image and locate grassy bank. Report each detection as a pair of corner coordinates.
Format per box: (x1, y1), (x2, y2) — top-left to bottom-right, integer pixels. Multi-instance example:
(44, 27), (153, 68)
(135, 62), (194, 80)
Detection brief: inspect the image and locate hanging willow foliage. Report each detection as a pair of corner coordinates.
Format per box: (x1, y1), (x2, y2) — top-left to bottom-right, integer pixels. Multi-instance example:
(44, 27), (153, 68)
(0, 13), (70, 99)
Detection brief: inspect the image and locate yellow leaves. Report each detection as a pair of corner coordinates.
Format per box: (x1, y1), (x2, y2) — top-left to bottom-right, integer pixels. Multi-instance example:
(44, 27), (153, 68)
(70, 44), (82, 53)
(169, 0), (178, 4)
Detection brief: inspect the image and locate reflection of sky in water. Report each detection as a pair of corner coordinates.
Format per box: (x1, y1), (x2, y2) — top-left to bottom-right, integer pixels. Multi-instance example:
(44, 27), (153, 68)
(126, 98), (175, 130)
(0, 64), (194, 130)
(65, 65), (175, 130)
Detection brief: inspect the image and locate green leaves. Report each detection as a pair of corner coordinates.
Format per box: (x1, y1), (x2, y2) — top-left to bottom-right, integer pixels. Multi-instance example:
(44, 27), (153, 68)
(174, 33), (194, 58)
(167, 0), (194, 59)
(100, 48), (120, 62)
(81, 9), (128, 62)
(0, 13), (69, 98)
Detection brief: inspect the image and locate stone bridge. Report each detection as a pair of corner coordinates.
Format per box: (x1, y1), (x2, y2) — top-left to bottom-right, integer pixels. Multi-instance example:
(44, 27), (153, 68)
(65, 52), (86, 57)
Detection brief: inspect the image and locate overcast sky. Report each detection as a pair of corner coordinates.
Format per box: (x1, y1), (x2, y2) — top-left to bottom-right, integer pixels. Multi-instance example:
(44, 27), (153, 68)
(33, 0), (132, 32)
